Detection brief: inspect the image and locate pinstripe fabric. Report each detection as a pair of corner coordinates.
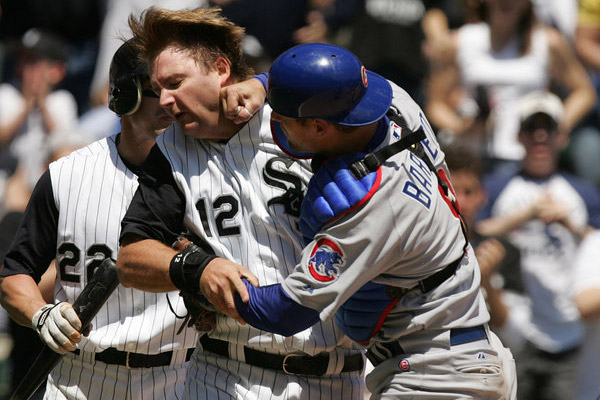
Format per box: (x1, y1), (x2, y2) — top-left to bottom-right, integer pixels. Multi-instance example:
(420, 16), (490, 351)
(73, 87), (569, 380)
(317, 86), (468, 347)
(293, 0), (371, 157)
(156, 106), (365, 398)
(186, 346), (364, 400)
(44, 351), (189, 400)
(45, 135), (197, 399)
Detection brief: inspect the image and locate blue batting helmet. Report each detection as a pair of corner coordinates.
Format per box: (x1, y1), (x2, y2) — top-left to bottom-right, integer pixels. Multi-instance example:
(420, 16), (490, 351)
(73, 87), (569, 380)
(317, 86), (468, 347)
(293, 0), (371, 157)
(268, 43), (392, 157)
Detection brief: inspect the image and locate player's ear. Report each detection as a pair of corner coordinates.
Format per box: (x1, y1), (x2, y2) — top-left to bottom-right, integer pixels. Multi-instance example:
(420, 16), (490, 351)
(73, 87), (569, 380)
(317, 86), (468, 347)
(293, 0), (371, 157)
(313, 118), (329, 137)
(214, 57), (231, 87)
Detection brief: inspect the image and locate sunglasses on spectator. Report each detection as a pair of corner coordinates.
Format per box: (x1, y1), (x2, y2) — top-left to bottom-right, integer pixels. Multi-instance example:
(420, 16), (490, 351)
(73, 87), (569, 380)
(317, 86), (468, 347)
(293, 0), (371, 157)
(521, 118), (558, 134)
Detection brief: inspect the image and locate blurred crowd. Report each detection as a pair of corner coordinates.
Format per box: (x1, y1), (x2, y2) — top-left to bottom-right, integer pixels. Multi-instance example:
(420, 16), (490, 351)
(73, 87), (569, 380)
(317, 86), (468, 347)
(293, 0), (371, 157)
(0, 0), (599, 399)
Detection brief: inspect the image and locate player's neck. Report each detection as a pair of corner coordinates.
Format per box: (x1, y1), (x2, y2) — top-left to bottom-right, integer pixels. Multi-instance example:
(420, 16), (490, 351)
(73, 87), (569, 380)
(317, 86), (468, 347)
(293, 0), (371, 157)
(223, 114), (248, 140)
(323, 122), (379, 156)
(117, 127), (156, 166)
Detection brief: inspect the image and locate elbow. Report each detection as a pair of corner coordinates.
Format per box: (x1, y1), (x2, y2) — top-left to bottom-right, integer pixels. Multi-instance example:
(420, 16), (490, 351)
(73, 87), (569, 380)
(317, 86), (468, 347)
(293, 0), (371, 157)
(0, 279), (8, 309)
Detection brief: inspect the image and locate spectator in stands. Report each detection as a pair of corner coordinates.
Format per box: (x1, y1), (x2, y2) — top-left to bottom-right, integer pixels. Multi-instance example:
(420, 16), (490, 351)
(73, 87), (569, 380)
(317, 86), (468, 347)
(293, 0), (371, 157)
(477, 90), (600, 400)
(338, 0), (465, 107)
(0, 28), (78, 198)
(0, 0), (105, 115)
(426, 0), (595, 175)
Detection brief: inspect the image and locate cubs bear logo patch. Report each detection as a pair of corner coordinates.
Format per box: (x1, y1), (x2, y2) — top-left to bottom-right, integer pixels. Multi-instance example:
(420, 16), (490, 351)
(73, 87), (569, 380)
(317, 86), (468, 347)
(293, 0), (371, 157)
(307, 238), (344, 282)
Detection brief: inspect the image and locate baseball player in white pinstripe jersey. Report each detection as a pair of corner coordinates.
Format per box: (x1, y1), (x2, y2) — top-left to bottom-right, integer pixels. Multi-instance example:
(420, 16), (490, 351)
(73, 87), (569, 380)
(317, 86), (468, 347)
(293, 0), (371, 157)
(221, 43), (518, 399)
(116, 7), (366, 400)
(0, 40), (198, 399)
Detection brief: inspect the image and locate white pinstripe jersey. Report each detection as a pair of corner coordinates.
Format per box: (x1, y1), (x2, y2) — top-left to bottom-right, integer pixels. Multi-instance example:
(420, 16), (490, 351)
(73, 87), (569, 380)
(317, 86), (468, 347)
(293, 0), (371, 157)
(49, 134), (198, 354)
(156, 106), (358, 355)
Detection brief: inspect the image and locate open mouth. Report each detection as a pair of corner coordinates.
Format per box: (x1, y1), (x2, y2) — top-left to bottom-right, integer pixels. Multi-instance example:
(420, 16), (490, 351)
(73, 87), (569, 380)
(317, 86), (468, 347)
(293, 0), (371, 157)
(174, 112), (192, 125)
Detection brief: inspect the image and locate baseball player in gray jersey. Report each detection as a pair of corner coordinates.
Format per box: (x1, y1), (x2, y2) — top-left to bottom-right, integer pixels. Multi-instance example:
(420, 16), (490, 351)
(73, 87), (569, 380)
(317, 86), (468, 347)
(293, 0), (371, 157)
(0, 40), (198, 399)
(116, 7), (366, 400)
(224, 43), (518, 399)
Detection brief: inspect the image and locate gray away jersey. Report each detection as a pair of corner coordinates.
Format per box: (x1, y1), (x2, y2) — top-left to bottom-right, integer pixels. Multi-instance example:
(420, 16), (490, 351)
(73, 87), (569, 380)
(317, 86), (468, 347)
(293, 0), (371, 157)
(281, 84), (490, 343)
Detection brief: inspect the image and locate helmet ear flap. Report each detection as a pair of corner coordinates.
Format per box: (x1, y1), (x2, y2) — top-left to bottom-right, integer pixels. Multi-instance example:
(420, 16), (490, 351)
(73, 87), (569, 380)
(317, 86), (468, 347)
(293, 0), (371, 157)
(108, 75), (142, 116)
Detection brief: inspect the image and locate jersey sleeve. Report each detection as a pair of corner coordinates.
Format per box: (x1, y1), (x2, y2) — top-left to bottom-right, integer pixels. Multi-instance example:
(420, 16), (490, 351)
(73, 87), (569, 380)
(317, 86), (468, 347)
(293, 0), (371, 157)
(253, 73), (268, 91)
(283, 154), (467, 322)
(235, 280), (320, 336)
(570, 174), (600, 229)
(1, 170), (58, 282)
(119, 144), (186, 246)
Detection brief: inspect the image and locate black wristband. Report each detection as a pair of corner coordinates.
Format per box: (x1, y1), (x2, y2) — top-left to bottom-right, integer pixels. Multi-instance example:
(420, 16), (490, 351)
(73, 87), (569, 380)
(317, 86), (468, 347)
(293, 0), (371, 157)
(169, 244), (217, 293)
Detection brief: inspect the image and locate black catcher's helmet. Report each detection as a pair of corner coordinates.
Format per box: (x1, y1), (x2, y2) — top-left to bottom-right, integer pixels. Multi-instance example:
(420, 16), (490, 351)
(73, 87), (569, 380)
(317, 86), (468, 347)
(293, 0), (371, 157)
(108, 39), (148, 116)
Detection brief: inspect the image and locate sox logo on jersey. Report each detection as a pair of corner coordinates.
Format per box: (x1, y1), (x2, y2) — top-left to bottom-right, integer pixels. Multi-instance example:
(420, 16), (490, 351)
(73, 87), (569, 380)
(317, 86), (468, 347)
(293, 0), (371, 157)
(153, 105), (365, 399)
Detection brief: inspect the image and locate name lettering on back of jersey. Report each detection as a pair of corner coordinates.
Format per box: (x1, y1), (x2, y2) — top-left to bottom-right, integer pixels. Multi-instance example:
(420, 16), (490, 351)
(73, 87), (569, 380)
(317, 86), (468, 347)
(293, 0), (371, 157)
(419, 113), (439, 162)
(263, 157), (305, 217)
(307, 238), (345, 282)
(402, 152), (434, 209)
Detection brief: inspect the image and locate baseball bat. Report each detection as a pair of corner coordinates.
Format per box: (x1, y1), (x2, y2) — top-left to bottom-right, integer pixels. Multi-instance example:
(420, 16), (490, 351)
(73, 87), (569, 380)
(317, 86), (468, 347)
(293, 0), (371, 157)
(10, 258), (120, 400)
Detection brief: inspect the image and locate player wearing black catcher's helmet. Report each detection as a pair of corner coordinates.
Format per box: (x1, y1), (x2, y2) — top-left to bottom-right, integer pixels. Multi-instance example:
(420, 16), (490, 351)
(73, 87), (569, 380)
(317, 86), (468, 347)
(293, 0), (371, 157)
(108, 39), (157, 115)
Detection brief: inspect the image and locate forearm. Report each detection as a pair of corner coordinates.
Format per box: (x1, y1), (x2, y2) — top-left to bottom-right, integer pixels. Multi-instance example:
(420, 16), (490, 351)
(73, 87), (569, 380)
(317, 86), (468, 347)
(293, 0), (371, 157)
(0, 274), (47, 327)
(421, 8), (449, 43)
(562, 221), (592, 241)
(425, 63), (472, 134)
(561, 86), (596, 133)
(235, 281), (320, 337)
(426, 101), (473, 134)
(39, 262), (57, 303)
(575, 288), (600, 320)
(476, 208), (534, 237)
(550, 28), (597, 132)
(574, 29), (600, 70)
(0, 107), (29, 145)
(116, 238), (178, 292)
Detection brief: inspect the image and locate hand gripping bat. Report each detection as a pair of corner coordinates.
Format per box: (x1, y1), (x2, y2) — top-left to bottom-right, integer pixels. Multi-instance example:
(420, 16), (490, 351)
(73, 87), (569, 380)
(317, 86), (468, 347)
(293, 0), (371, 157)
(10, 258), (119, 400)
